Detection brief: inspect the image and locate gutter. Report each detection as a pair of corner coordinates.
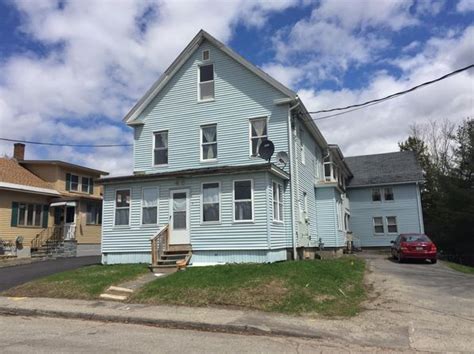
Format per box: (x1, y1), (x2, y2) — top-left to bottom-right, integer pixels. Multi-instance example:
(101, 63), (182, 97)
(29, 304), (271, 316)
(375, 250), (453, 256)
(0, 182), (60, 196)
(288, 101), (300, 261)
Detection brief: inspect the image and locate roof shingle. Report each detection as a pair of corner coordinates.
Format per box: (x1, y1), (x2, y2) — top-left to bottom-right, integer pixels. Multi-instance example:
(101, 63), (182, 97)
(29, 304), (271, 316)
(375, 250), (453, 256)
(345, 151), (424, 187)
(0, 158), (53, 190)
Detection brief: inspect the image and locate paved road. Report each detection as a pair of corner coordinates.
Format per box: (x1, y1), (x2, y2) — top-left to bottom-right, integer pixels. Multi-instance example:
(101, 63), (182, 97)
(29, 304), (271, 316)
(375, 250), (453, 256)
(0, 256), (100, 291)
(0, 316), (378, 353)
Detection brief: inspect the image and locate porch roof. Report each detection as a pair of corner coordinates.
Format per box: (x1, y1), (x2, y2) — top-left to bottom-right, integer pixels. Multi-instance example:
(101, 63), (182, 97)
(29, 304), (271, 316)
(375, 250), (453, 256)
(98, 163), (289, 184)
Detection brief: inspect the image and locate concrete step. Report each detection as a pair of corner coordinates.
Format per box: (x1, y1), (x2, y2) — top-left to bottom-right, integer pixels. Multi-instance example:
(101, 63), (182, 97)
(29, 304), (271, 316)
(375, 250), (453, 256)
(107, 286), (134, 294)
(99, 293), (127, 301)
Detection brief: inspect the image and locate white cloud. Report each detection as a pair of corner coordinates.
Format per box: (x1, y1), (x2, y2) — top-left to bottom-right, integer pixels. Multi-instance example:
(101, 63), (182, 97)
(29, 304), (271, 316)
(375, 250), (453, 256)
(269, 0), (420, 86)
(299, 26), (474, 157)
(456, 0), (474, 12)
(0, 0), (298, 175)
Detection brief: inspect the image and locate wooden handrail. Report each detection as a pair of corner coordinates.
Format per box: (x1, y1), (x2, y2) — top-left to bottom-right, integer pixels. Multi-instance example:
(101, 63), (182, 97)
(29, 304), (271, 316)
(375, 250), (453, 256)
(150, 224), (169, 266)
(31, 226), (64, 250)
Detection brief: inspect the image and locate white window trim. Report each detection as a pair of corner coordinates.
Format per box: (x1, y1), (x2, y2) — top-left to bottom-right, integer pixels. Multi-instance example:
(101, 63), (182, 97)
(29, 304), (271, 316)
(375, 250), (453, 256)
(386, 216), (398, 234)
(197, 63), (215, 103)
(201, 181), (221, 224)
(373, 216), (384, 235)
(384, 187), (395, 202)
(202, 49), (210, 61)
(248, 116), (268, 158)
(200, 124), (218, 162)
(141, 187), (159, 226)
(272, 181), (284, 223)
(17, 203), (44, 228)
(233, 179), (254, 223)
(114, 188), (131, 227)
(152, 130), (169, 167)
(372, 188), (382, 202)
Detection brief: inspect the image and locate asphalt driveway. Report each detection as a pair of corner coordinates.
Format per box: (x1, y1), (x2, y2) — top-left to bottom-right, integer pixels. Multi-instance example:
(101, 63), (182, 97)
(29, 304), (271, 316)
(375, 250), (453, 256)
(353, 252), (474, 351)
(0, 256), (100, 292)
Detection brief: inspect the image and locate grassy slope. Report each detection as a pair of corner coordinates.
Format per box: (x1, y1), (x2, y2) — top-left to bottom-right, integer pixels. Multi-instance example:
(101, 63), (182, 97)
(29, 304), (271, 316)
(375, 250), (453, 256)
(3, 264), (149, 299)
(443, 261), (474, 274)
(133, 257), (366, 317)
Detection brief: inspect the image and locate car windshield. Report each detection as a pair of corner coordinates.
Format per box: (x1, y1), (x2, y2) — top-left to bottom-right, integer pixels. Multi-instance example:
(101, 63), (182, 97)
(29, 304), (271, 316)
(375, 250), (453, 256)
(402, 234), (430, 242)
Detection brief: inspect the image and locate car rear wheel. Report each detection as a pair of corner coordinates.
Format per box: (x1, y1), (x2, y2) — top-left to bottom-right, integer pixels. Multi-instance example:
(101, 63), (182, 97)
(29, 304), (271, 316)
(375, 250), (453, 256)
(431, 259), (437, 264)
(398, 254), (404, 263)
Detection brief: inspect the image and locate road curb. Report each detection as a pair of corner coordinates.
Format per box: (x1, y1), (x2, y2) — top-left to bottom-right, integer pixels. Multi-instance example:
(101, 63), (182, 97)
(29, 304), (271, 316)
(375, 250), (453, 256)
(0, 306), (324, 340)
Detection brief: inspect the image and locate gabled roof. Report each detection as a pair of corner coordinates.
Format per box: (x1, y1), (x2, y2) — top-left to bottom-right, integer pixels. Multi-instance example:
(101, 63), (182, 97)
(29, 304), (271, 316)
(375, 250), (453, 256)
(20, 160), (109, 176)
(123, 29), (297, 125)
(0, 158), (59, 195)
(345, 151), (424, 187)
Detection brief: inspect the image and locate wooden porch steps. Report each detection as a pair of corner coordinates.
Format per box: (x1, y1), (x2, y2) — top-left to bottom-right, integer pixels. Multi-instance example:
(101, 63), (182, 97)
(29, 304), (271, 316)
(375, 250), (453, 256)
(150, 249), (192, 273)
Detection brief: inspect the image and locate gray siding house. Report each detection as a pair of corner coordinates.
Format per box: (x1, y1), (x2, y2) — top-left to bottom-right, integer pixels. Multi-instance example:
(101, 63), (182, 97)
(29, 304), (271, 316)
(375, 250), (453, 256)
(99, 30), (424, 266)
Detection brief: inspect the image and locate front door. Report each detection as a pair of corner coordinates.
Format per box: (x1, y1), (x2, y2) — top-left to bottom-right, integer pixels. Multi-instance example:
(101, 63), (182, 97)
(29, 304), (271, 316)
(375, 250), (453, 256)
(169, 189), (190, 245)
(64, 206), (76, 240)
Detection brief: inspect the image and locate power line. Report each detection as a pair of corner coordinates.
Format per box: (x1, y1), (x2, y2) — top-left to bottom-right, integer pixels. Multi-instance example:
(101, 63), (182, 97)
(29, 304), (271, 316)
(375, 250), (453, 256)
(309, 64), (474, 120)
(0, 137), (131, 147)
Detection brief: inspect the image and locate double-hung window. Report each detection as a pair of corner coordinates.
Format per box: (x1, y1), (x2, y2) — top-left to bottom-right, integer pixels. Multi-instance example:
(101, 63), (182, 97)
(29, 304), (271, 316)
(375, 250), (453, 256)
(199, 64), (214, 101)
(372, 188), (381, 202)
(70, 174), (79, 191)
(234, 180), (253, 221)
(386, 216), (398, 233)
(250, 117), (268, 157)
(142, 188), (158, 225)
(201, 124), (217, 160)
(81, 177), (93, 194)
(17, 203), (44, 227)
(154, 131), (168, 165)
(115, 190), (130, 226)
(373, 217), (384, 234)
(202, 182), (220, 222)
(273, 182), (283, 222)
(86, 202), (102, 225)
(384, 187), (394, 201)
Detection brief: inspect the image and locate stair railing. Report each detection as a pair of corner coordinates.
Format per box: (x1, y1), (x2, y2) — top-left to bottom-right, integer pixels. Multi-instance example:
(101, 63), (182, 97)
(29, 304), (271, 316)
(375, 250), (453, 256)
(150, 224), (169, 266)
(31, 225), (64, 250)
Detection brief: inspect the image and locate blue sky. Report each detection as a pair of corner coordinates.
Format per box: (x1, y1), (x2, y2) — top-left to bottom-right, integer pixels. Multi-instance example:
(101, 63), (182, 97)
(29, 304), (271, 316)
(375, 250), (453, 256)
(0, 0), (472, 175)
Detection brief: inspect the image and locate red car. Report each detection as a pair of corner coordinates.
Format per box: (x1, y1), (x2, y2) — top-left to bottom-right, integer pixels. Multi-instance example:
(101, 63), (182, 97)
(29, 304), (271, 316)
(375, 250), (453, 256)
(391, 233), (437, 264)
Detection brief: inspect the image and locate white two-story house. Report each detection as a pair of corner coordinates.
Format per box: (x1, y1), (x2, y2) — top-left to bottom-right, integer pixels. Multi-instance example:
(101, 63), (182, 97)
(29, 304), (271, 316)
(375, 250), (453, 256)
(99, 30), (423, 267)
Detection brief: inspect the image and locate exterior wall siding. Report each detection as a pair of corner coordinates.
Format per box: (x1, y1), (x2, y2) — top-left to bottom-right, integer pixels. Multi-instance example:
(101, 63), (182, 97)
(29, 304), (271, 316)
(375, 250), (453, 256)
(191, 249), (287, 265)
(314, 187), (339, 247)
(347, 183), (424, 247)
(0, 190), (53, 245)
(101, 171), (288, 262)
(133, 40), (289, 174)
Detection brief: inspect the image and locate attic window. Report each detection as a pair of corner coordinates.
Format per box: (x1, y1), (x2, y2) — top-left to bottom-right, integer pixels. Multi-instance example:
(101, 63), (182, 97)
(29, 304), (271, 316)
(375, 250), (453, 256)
(202, 50), (210, 61)
(199, 64), (214, 101)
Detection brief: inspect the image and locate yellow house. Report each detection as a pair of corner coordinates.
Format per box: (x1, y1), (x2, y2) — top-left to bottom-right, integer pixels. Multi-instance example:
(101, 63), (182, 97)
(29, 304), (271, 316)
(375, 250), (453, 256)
(0, 143), (108, 258)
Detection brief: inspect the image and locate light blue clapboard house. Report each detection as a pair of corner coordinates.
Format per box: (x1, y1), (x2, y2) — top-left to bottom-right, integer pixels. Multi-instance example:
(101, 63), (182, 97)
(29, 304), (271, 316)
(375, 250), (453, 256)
(99, 30), (424, 267)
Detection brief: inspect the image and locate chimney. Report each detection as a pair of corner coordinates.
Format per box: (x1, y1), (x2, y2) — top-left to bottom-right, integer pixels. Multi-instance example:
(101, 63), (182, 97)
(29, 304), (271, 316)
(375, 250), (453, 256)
(13, 143), (25, 161)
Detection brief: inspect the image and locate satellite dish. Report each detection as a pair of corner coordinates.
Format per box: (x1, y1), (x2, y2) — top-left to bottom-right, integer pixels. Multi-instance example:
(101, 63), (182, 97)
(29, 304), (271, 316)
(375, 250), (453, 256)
(258, 140), (275, 162)
(276, 151), (289, 165)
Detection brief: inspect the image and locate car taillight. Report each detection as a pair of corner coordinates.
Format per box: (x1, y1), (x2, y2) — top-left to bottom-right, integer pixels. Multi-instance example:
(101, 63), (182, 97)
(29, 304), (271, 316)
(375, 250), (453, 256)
(400, 242), (408, 251)
(430, 243), (437, 252)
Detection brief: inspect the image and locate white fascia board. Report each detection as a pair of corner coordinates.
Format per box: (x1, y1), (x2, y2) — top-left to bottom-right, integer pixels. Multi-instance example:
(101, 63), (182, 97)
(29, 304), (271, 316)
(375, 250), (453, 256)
(0, 182), (60, 196)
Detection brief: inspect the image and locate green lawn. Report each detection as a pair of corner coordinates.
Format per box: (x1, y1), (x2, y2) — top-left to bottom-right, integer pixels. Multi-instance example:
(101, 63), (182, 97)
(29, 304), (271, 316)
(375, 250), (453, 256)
(132, 257), (366, 317)
(443, 261), (474, 275)
(3, 264), (149, 300)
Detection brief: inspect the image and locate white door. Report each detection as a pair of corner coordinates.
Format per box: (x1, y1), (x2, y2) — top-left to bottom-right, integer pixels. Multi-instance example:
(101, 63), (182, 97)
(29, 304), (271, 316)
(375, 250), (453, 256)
(64, 205), (76, 240)
(169, 189), (190, 245)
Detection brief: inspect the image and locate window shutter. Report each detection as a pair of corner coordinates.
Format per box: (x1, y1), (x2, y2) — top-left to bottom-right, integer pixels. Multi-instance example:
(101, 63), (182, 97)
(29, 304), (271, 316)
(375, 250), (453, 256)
(89, 177), (94, 194)
(42, 205), (49, 228)
(11, 202), (19, 227)
(66, 173), (71, 191)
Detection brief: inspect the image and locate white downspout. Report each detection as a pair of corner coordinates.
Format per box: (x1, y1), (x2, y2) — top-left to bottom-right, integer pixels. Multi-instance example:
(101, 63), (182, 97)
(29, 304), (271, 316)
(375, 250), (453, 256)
(288, 101), (300, 260)
(415, 182), (425, 233)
